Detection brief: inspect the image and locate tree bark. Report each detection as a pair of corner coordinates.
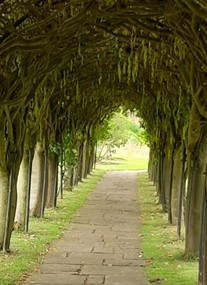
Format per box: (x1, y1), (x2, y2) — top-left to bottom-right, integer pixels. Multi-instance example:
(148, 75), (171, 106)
(89, 143), (95, 173)
(60, 148), (64, 198)
(46, 153), (57, 208)
(30, 142), (44, 217)
(185, 132), (207, 255)
(92, 142), (97, 170)
(78, 142), (83, 182)
(177, 145), (186, 238)
(157, 153), (167, 211)
(163, 150), (172, 213)
(40, 149), (48, 218)
(0, 112), (25, 251)
(148, 147), (153, 180)
(85, 137), (90, 177)
(15, 130), (33, 229)
(25, 149), (34, 233)
(70, 167), (75, 188)
(0, 165), (9, 250)
(52, 154), (58, 208)
(171, 143), (183, 225)
(81, 140), (87, 179)
(198, 164), (207, 285)
(15, 148), (29, 229)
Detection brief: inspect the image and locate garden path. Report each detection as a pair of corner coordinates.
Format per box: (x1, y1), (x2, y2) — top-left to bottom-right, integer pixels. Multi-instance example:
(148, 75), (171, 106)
(24, 171), (149, 285)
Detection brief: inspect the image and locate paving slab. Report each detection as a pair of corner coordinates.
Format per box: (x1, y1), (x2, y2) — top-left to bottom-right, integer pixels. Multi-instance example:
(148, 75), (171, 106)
(24, 171), (149, 285)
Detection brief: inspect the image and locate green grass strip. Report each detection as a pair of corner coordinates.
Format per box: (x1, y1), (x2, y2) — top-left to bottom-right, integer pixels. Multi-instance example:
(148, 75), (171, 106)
(0, 169), (106, 285)
(138, 173), (198, 285)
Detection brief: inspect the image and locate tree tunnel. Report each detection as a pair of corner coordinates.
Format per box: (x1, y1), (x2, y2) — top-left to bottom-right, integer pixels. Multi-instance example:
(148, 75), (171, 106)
(1, 0), (207, 284)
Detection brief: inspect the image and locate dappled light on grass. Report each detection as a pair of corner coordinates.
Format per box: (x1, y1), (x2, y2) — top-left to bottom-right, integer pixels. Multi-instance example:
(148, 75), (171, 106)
(138, 173), (198, 285)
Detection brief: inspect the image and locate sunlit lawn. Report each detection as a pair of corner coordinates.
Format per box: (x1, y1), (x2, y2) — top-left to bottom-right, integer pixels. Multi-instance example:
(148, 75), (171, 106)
(97, 156), (148, 171)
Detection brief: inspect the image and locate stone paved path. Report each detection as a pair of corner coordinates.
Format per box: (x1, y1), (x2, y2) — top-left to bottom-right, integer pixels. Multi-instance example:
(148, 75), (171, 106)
(24, 171), (149, 285)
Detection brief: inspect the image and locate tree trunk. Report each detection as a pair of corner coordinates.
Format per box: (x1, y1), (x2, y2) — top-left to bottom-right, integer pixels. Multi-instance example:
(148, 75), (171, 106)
(157, 153), (167, 211)
(163, 153), (172, 213)
(15, 149), (29, 229)
(52, 154), (58, 208)
(198, 164), (207, 285)
(78, 143), (83, 182)
(85, 138), (90, 177)
(153, 162), (158, 186)
(0, 165), (9, 250)
(25, 149), (34, 233)
(148, 147), (153, 180)
(171, 143), (183, 225)
(63, 166), (73, 191)
(0, 112), (25, 251)
(185, 132), (207, 256)
(177, 145), (186, 238)
(81, 140), (87, 179)
(46, 153), (56, 208)
(168, 141), (177, 225)
(89, 143), (95, 173)
(30, 142), (44, 217)
(60, 149), (64, 198)
(15, 130), (33, 229)
(70, 167), (75, 188)
(40, 149), (48, 218)
(93, 142), (97, 169)
(75, 165), (79, 185)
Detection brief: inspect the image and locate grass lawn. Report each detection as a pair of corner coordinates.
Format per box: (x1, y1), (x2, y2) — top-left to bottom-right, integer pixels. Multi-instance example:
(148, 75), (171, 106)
(97, 156), (148, 171)
(138, 173), (198, 285)
(0, 170), (105, 285)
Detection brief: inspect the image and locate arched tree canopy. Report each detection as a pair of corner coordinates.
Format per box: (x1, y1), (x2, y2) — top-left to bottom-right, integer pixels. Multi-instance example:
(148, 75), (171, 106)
(2, 3), (207, 280)
(0, 0), (206, 150)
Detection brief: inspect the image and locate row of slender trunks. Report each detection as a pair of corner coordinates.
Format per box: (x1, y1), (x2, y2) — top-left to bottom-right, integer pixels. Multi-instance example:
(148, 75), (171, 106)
(0, 133), (96, 253)
(148, 133), (207, 285)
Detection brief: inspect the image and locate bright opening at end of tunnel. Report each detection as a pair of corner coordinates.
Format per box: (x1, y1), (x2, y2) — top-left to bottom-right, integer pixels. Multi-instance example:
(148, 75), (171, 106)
(96, 110), (149, 170)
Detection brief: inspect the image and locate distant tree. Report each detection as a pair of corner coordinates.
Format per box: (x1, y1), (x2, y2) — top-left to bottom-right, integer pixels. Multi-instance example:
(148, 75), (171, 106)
(127, 117), (149, 146)
(96, 111), (147, 160)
